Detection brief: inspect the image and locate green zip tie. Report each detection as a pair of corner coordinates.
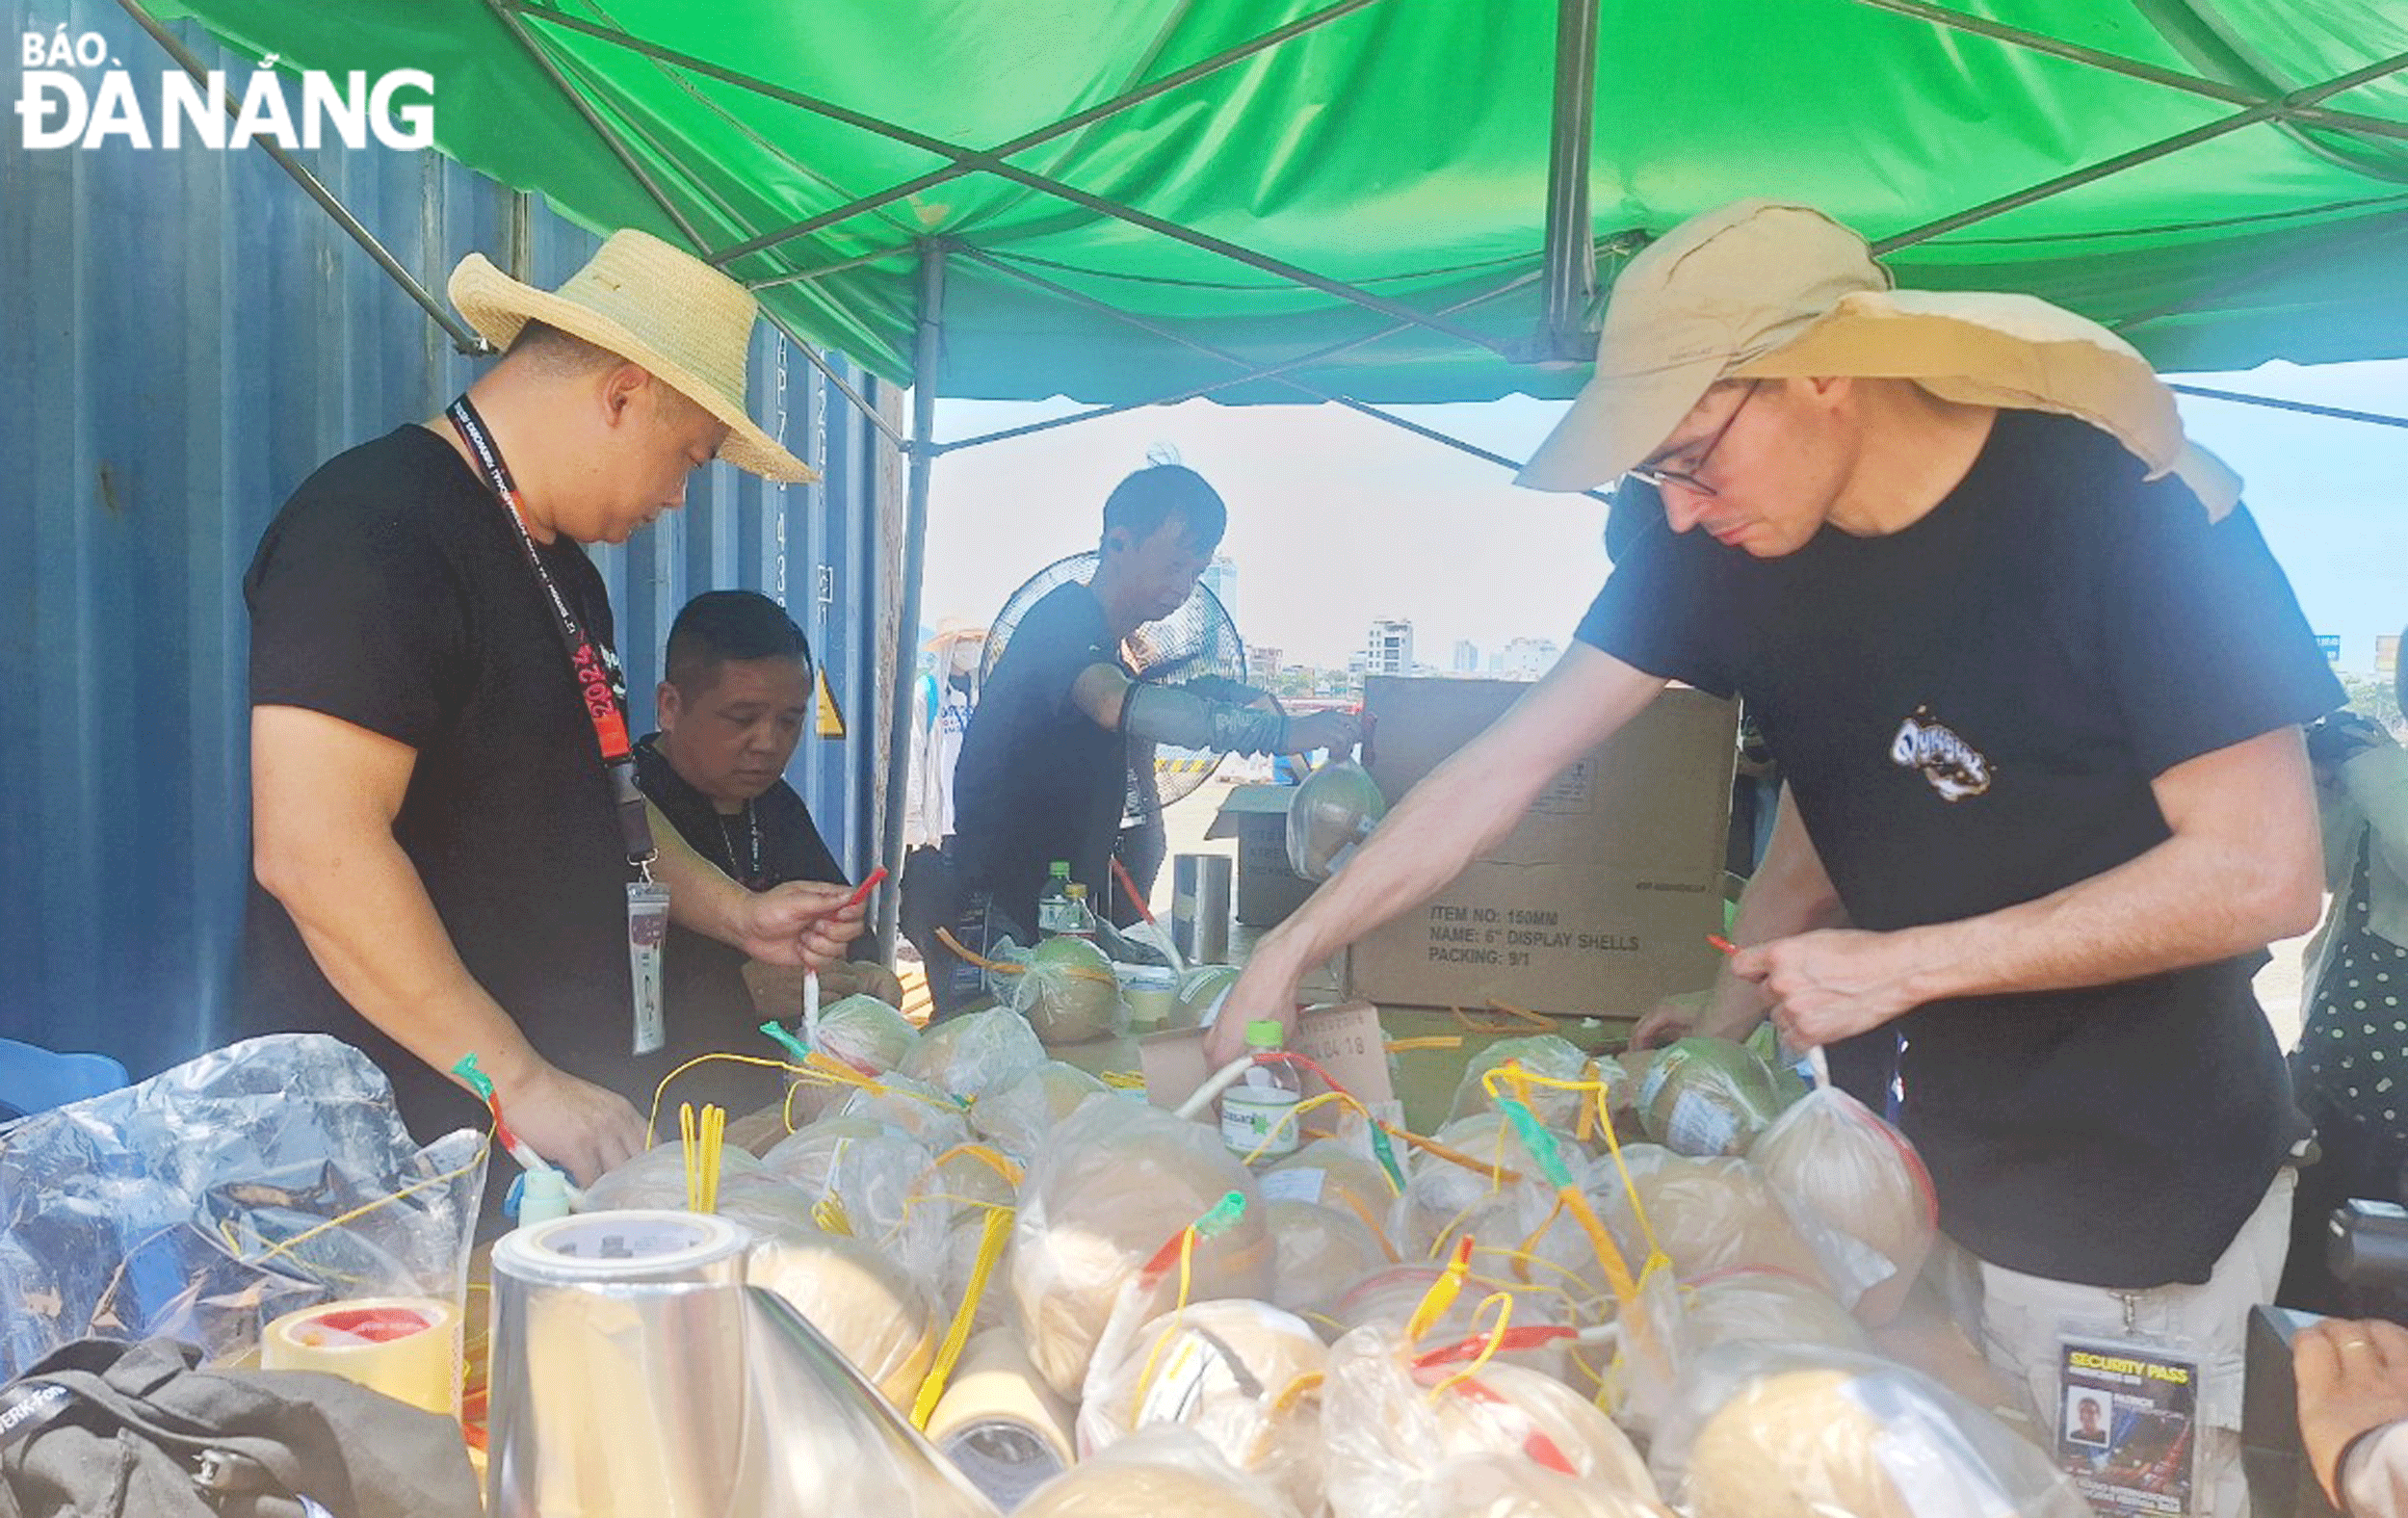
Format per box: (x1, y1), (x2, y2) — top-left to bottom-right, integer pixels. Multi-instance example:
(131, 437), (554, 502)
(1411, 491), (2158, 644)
(451, 1054), (495, 1103)
(1193, 1190), (1248, 1240)
(1499, 1097), (1573, 1190)
(1368, 1126), (1406, 1190)
(759, 1020), (813, 1064)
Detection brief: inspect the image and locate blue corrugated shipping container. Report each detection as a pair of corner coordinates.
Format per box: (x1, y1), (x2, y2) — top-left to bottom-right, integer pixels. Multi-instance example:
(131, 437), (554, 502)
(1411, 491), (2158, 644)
(0, 0), (891, 1079)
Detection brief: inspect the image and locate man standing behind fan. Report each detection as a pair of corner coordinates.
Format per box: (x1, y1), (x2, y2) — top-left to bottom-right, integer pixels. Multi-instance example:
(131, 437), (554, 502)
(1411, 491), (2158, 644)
(939, 463), (1361, 1016)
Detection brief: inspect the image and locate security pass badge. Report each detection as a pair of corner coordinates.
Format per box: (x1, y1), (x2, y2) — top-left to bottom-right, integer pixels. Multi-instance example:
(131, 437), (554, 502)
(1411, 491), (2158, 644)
(2055, 1336), (2200, 1517)
(627, 881), (671, 1056)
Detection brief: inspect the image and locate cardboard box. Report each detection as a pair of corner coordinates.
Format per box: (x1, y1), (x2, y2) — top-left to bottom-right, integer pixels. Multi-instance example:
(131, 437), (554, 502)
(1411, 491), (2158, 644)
(1348, 677), (1738, 1018)
(1207, 784), (1317, 927)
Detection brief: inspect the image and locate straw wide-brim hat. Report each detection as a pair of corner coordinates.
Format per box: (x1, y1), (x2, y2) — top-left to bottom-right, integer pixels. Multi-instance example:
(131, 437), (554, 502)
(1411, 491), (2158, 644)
(1519, 199), (2236, 518)
(449, 229), (817, 484)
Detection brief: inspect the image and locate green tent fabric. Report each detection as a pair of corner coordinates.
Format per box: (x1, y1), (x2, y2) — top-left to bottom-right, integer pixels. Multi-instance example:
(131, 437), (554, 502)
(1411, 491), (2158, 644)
(158, 0), (2408, 403)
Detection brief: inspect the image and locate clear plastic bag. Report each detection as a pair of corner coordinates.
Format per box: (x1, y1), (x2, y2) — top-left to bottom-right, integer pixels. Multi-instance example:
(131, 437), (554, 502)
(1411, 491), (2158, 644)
(1330, 1267), (1581, 1388)
(1007, 936), (1130, 1046)
(1634, 1037), (1790, 1157)
(840, 1071), (976, 1152)
(1749, 1086), (1938, 1324)
(904, 1008), (1049, 1101)
(969, 1061), (1108, 1164)
(584, 1140), (771, 1210)
(1587, 1148), (1833, 1294)
(1264, 1199), (1386, 1319)
(1419, 1453), (1676, 1518)
(1322, 1326), (1662, 1518)
(1017, 1425), (1301, 1518)
(1076, 1298), (1326, 1510)
(1446, 1036), (1615, 1133)
(1286, 760), (1387, 881)
(1677, 1268), (1871, 1362)
(1009, 1098), (1271, 1397)
(746, 1227), (939, 1409)
(812, 994), (921, 1077)
(1650, 1343), (2092, 1518)
(0, 1034), (484, 1377)
(759, 1117), (948, 1280)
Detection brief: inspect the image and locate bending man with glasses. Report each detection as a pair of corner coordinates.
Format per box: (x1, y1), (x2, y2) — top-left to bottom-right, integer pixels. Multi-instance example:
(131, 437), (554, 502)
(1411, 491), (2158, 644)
(1211, 200), (2339, 1518)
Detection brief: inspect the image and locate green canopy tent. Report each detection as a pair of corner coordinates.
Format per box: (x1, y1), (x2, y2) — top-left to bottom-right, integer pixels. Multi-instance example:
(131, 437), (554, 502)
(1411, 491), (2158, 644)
(143, 0), (2408, 944)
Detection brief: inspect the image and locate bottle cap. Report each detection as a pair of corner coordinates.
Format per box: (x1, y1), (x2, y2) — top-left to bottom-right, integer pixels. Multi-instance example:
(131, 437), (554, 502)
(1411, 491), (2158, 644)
(1048, 860), (1070, 877)
(1244, 1019), (1284, 1049)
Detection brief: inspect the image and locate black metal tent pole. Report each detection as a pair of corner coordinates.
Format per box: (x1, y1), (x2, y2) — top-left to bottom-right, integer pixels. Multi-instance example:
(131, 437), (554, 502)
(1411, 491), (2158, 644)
(2170, 384), (2408, 430)
(1873, 48), (2408, 254)
(931, 261), (1548, 455)
(493, 4), (1512, 355)
(705, 0), (1395, 268)
(1536, 0), (1602, 361)
(486, 0), (904, 447)
(877, 243), (948, 959)
(951, 247), (1618, 505)
(116, 0), (492, 355)
(1841, 0), (2408, 143)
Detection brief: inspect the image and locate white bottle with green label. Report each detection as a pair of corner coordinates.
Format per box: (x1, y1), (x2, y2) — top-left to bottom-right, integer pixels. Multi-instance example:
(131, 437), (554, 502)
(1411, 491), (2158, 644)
(1219, 1020), (1303, 1163)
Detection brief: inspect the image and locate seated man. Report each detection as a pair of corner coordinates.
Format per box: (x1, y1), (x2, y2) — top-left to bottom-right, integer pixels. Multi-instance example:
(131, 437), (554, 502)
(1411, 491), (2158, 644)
(636, 590), (903, 1023)
(942, 463), (1359, 1014)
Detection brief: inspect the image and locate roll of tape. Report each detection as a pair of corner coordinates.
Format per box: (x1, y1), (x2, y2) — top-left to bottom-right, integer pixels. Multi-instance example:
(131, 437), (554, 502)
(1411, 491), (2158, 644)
(261, 1296), (461, 1418)
(926, 1327), (1077, 1511)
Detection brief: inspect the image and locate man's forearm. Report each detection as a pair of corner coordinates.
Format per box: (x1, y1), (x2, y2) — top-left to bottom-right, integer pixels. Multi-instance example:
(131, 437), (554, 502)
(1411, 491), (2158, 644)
(649, 800), (754, 947)
(269, 831), (542, 1095)
(1900, 826), (2316, 1005)
(1703, 788), (1848, 1037)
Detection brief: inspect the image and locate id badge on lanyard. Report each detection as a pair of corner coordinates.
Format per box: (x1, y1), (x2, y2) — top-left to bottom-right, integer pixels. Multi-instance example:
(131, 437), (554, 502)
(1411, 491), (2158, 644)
(2055, 1327), (2202, 1517)
(448, 397), (667, 1057)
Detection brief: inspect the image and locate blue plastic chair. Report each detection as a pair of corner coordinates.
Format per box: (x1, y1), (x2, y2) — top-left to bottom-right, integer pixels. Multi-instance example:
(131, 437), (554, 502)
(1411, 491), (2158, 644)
(0, 1036), (131, 1119)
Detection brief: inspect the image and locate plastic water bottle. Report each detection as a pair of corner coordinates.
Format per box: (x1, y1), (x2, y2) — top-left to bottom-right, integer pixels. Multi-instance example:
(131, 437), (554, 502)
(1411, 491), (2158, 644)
(1220, 1020), (1303, 1164)
(1062, 882), (1098, 940)
(1036, 861), (1075, 938)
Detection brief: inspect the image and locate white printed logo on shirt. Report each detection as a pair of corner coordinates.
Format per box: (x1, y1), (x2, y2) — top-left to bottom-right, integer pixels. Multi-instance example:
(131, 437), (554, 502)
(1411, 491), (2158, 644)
(1890, 706), (1993, 802)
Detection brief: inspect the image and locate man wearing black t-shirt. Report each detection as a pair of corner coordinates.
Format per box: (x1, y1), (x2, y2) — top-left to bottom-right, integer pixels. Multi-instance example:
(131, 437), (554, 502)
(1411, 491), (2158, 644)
(941, 464), (1359, 1014)
(1221, 202), (2339, 1517)
(634, 589), (903, 1020)
(242, 231), (866, 1187)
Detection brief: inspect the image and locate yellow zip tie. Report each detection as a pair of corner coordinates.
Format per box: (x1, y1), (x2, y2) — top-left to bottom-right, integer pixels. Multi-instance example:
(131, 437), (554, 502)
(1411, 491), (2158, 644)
(935, 926), (1115, 985)
(1576, 1060), (1601, 1144)
(1386, 1036), (1462, 1054)
(1241, 1089), (1353, 1166)
(681, 1103), (699, 1211)
(1100, 1070), (1147, 1089)
(1338, 1188), (1401, 1263)
(1513, 1195), (1567, 1284)
(1483, 997), (1555, 1029)
(236, 1129), (493, 1273)
(1406, 1239), (1474, 1345)
(647, 1051), (804, 1145)
(910, 1203), (1016, 1428)
(814, 1192), (853, 1236)
(1136, 1227), (1200, 1409)
(1428, 1292), (1515, 1400)
(1269, 1371), (1324, 1417)
(924, 1142), (1026, 1191)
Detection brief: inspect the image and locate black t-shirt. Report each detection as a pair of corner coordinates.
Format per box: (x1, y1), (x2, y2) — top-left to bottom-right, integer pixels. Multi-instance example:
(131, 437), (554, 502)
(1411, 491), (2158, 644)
(633, 733), (857, 1028)
(239, 426), (773, 1143)
(952, 581), (1130, 932)
(1576, 409), (2343, 1287)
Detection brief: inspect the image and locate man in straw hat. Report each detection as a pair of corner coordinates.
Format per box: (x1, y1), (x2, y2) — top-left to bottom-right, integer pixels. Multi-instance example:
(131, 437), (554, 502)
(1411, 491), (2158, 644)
(1217, 199), (2343, 1514)
(242, 229), (861, 1190)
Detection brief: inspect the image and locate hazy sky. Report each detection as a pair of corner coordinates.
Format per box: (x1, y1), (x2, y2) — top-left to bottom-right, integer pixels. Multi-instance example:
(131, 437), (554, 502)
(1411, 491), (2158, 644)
(916, 358), (2408, 672)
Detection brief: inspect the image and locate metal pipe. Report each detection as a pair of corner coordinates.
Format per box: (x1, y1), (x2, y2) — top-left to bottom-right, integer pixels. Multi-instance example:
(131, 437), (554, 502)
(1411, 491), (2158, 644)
(707, 0), (1391, 266)
(1873, 49), (2408, 254)
(876, 242), (946, 959)
(115, 0), (492, 355)
(1537, 0), (1601, 359)
(1839, 0), (2408, 142)
(2168, 383), (2408, 430)
(493, 4), (1508, 354)
(956, 248), (1612, 501)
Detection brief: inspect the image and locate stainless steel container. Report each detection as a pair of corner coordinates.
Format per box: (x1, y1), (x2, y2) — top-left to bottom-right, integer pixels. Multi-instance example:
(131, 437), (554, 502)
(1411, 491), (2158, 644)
(1171, 852), (1233, 965)
(487, 1209), (1000, 1518)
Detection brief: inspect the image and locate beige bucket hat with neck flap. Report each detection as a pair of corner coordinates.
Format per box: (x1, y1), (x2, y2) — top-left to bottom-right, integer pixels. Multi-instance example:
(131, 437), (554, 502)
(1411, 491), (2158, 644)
(449, 228), (818, 484)
(1518, 198), (2237, 518)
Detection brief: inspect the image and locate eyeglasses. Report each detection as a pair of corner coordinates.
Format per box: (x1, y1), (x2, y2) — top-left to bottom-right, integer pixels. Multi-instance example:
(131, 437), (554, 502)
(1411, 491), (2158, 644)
(1625, 380), (1761, 499)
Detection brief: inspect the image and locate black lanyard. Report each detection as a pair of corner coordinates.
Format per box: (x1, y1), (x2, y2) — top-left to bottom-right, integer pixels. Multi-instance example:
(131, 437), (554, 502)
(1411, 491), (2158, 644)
(446, 396), (658, 877)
